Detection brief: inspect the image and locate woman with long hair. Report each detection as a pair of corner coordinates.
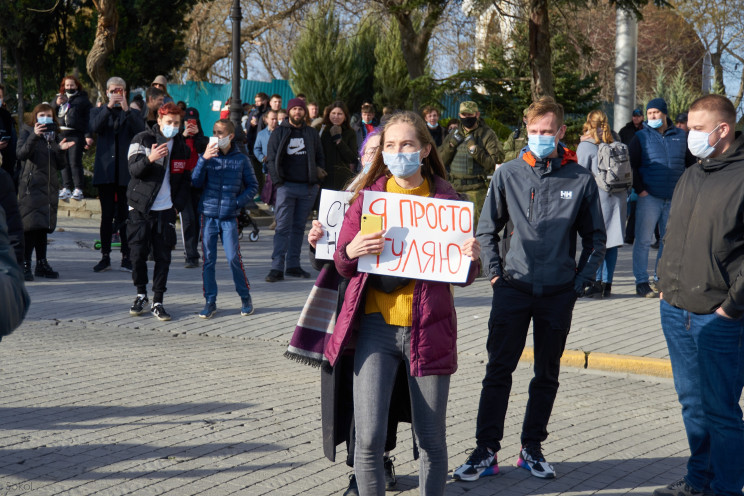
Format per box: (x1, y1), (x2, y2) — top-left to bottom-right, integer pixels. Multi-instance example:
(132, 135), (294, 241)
(16, 103), (74, 280)
(319, 101), (359, 191)
(326, 111), (481, 495)
(576, 109), (627, 297)
(52, 75), (92, 201)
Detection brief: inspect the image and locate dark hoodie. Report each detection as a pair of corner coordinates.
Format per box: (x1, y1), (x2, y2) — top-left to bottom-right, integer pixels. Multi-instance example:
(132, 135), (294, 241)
(659, 131), (744, 317)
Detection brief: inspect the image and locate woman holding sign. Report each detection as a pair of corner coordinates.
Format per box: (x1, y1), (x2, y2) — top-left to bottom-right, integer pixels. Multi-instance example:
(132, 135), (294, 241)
(327, 111), (481, 495)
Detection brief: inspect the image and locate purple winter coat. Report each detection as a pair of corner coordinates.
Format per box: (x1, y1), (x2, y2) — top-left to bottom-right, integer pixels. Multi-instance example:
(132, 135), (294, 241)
(325, 174), (481, 377)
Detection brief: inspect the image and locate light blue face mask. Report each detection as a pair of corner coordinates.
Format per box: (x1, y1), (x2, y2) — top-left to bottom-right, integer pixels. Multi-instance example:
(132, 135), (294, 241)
(687, 124), (721, 159)
(361, 161), (373, 174)
(38, 116), (54, 125)
(527, 134), (557, 159)
(161, 124), (178, 139)
(647, 119), (663, 129)
(382, 150), (421, 178)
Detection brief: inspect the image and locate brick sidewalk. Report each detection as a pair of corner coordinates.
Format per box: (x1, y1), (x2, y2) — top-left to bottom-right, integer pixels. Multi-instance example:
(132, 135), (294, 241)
(0, 218), (697, 495)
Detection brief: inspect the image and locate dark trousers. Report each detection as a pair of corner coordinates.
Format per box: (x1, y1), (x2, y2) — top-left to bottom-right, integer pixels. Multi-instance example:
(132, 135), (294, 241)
(476, 280), (576, 451)
(127, 208), (176, 303)
(180, 187), (201, 261)
(24, 229), (47, 262)
(60, 131), (85, 191)
(97, 183), (129, 257)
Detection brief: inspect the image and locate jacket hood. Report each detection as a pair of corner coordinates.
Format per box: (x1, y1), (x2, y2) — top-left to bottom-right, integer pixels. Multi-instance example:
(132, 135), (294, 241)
(699, 131), (744, 172)
(522, 144), (577, 169)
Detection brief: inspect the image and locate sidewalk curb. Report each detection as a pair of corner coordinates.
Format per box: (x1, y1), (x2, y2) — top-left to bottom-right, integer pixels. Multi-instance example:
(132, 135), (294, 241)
(520, 347), (673, 378)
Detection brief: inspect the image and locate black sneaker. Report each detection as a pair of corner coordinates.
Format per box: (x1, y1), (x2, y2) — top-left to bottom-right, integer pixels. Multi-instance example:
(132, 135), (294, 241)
(453, 445), (498, 481)
(120, 257), (132, 273)
(151, 303), (171, 321)
(23, 262), (34, 282)
(343, 474), (359, 496)
(184, 258), (200, 268)
(265, 269), (284, 282)
(636, 282), (659, 298)
(582, 281), (603, 299)
(285, 266), (310, 278)
(94, 255), (111, 272)
(130, 295), (149, 316)
(517, 443), (555, 479)
(383, 456), (396, 490)
(652, 479), (705, 496)
(35, 259), (59, 279)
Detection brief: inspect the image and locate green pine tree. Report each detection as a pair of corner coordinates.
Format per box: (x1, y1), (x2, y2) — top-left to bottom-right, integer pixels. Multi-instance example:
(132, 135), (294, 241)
(373, 21), (412, 110)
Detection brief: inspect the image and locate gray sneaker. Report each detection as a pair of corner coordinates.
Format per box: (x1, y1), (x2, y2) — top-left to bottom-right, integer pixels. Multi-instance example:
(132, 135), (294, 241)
(652, 479), (704, 496)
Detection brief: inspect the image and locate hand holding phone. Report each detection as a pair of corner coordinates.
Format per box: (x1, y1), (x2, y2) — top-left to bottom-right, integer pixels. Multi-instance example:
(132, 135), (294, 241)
(346, 214), (385, 259)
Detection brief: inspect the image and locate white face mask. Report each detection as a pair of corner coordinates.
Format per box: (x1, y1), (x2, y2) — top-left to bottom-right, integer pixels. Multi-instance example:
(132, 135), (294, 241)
(217, 136), (231, 150)
(687, 124), (722, 159)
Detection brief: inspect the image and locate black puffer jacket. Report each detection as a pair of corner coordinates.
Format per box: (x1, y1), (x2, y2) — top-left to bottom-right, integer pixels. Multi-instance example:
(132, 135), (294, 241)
(52, 90), (92, 134)
(16, 125), (66, 233)
(127, 125), (191, 214)
(659, 131), (744, 318)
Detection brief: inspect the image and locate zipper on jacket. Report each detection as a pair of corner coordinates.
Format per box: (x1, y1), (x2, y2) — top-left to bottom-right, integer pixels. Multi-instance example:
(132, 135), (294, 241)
(528, 187), (535, 222)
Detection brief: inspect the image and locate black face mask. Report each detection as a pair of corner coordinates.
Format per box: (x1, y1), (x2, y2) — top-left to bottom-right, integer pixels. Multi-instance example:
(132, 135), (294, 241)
(461, 116), (477, 129)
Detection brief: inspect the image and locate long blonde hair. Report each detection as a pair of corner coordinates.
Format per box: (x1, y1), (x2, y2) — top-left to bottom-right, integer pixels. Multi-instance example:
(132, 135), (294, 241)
(349, 111), (447, 204)
(582, 109), (613, 144)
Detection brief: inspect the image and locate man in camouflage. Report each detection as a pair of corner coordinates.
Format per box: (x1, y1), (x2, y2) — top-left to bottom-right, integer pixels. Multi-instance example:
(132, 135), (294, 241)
(439, 101), (503, 225)
(502, 108), (528, 163)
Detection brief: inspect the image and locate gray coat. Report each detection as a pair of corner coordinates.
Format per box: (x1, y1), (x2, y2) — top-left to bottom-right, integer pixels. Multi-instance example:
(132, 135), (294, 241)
(576, 138), (627, 249)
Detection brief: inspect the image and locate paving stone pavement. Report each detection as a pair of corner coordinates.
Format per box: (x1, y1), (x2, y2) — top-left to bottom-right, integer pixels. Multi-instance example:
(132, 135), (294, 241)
(0, 218), (716, 495)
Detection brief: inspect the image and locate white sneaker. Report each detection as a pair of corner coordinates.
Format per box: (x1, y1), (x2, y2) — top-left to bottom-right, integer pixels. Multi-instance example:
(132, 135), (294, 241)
(453, 446), (498, 482)
(517, 444), (555, 478)
(71, 188), (84, 201)
(59, 188), (72, 200)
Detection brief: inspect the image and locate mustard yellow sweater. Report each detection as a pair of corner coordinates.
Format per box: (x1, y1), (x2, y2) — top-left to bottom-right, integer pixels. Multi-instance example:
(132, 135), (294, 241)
(365, 176), (431, 326)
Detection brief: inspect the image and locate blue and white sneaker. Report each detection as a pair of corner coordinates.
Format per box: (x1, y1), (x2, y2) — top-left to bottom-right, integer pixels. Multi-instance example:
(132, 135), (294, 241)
(240, 295), (254, 316)
(517, 444), (555, 478)
(453, 445), (499, 482)
(199, 301), (217, 319)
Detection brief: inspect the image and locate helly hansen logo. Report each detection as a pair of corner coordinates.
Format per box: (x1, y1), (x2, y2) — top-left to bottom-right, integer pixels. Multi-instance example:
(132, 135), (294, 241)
(560, 191), (573, 199)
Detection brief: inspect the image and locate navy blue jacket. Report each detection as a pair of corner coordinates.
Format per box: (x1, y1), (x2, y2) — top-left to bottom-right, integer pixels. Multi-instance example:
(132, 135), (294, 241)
(629, 120), (692, 199)
(191, 145), (258, 220)
(90, 106), (145, 186)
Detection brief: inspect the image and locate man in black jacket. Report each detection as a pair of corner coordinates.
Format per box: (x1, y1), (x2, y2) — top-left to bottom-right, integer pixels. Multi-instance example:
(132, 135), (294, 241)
(90, 76), (145, 273)
(455, 97), (606, 482)
(126, 102), (191, 321)
(655, 94), (744, 496)
(265, 97), (324, 282)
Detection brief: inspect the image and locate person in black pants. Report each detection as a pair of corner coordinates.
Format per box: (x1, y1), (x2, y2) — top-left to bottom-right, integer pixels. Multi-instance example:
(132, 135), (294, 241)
(52, 75), (92, 201)
(126, 102), (191, 321)
(181, 107), (208, 267)
(89, 76), (144, 273)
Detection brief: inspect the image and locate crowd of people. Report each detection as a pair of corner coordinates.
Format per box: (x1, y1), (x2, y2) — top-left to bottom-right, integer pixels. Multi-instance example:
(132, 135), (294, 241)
(0, 72), (742, 496)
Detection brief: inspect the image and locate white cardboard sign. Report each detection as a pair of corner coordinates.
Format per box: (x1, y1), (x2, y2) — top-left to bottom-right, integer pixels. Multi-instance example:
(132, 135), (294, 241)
(358, 191), (474, 283)
(316, 189), (354, 260)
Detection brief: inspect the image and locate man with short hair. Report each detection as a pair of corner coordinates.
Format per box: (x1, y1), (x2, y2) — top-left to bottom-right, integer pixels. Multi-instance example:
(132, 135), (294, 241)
(254, 110), (277, 167)
(265, 98), (324, 282)
(439, 101), (503, 226)
(269, 94), (282, 112)
(151, 75), (172, 103)
(307, 102), (319, 122)
(89, 76), (145, 273)
(144, 86), (166, 129)
(352, 103), (378, 149)
(675, 112), (689, 132)
(654, 94), (744, 496)
(619, 108), (644, 145)
(629, 98), (692, 298)
(126, 102), (191, 321)
(454, 97), (606, 482)
(422, 106), (444, 146)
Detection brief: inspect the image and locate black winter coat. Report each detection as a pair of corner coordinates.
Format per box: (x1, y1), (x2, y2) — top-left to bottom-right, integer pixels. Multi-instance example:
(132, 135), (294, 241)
(319, 125), (358, 191)
(0, 168), (24, 264)
(52, 90), (92, 135)
(90, 106), (145, 186)
(16, 126), (67, 233)
(127, 125), (191, 214)
(267, 121), (325, 187)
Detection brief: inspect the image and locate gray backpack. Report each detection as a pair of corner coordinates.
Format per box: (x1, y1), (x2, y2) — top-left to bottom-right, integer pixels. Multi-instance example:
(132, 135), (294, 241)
(595, 141), (632, 192)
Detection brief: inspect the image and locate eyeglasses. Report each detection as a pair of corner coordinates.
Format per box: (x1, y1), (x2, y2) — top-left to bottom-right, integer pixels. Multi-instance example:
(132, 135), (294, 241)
(362, 146), (379, 158)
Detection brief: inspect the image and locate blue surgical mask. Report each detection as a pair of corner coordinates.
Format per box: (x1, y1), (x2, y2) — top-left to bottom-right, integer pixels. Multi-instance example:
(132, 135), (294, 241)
(361, 161), (373, 174)
(38, 116), (54, 125)
(527, 134), (557, 159)
(382, 150), (421, 178)
(647, 119), (663, 129)
(161, 124), (178, 139)
(427, 122), (437, 129)
(688, 124), (721, 159)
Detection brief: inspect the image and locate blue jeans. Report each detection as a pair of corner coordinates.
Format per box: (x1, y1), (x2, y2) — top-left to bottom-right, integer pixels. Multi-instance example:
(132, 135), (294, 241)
(596, 246), (618, 283)
(271, 182), (318, 272)
(660, 300), (744, 496)
(354, 313), (450, 496)
(633, 193), (670, 284)
(201, 216), (250, 303)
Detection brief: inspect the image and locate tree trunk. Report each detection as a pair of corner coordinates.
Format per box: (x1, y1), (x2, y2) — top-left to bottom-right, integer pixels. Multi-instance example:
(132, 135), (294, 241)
(709, 50), (725, 94)
(528, 0), (554, 100)
(86, 0), (119, 98)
